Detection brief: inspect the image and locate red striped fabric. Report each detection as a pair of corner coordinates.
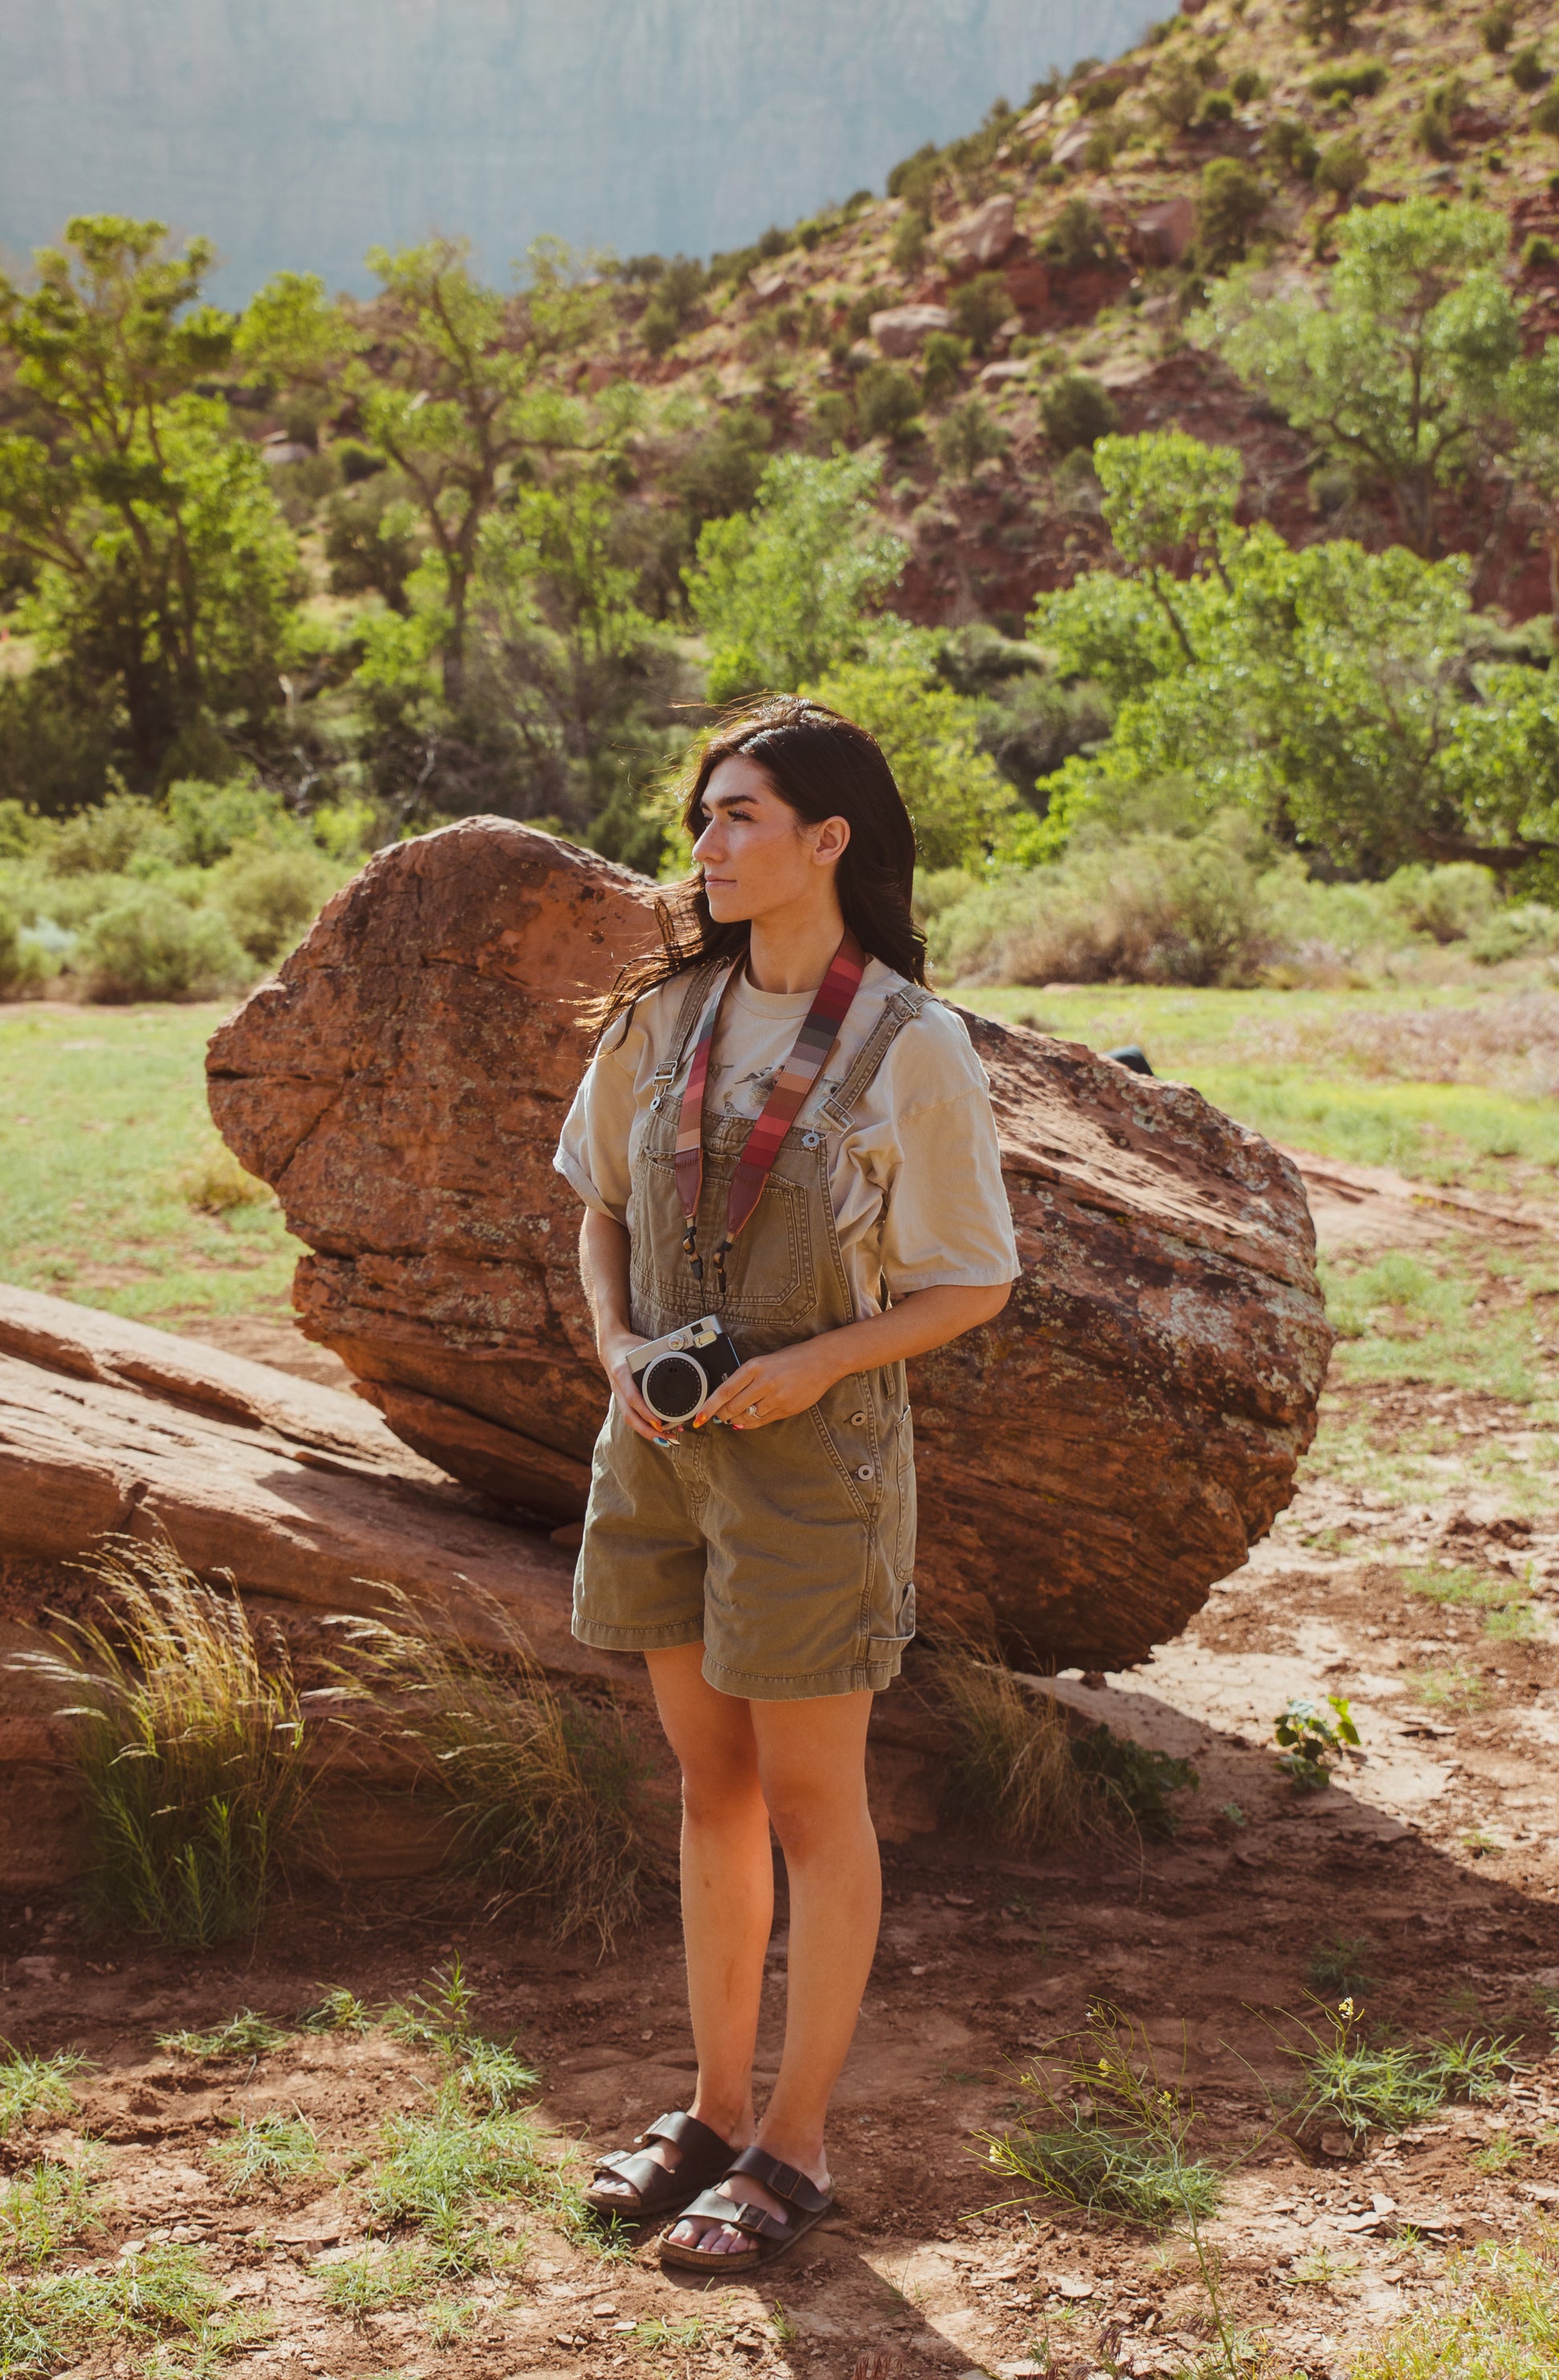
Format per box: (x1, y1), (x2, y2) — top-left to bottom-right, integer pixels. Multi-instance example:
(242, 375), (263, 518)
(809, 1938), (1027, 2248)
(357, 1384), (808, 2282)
(675, 931), (865, 1274)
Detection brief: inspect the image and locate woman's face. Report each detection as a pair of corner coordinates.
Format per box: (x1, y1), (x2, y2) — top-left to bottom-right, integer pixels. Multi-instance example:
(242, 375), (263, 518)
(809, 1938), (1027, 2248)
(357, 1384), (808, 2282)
(691, 755), (849, 925)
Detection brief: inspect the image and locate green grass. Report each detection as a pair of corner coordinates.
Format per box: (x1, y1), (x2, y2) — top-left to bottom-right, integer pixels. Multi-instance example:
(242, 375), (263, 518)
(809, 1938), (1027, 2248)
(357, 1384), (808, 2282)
(159, 2010), (291, 2061)
(209, 2110), (323, 2195)
(0, 1001), (299, 1320)
(1305, 1933), (1376, 1999)
(0, 2161), (100, 2268)
(958, 983), (1559, 1192)
(0, 2046), (91, 2134)
(1317, 1242), (1557, 1408)
(315, 2243), (432, 2321)
(1352, 2225), (1559, 2378)
(1402, 1562), (1541, 1638)
(364, 2086), (545, 2273)
(299, 1986), (373, 2035)
(1290, 2018), (1517, 2138)
(0, 2239), (268, 2375)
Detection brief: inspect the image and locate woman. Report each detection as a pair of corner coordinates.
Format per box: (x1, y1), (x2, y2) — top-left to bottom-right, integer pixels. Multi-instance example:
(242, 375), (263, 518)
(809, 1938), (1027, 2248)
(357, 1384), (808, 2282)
(554, 695), (1017, 2272)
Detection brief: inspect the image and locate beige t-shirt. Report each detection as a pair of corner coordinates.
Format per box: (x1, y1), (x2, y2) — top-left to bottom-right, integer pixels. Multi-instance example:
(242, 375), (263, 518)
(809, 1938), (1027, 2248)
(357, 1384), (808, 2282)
(554, 956), (1019, 1322)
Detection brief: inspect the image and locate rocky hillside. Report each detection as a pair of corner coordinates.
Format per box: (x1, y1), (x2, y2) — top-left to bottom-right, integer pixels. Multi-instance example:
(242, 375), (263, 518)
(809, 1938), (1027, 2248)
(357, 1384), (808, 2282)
(593, 0), (1559, 626)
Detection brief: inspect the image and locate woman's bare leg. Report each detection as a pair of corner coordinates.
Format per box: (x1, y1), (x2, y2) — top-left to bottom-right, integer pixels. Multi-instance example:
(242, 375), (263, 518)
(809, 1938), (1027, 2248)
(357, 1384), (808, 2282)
(665, 1685), (879, 2253)
(589, 1645), (770, 2205)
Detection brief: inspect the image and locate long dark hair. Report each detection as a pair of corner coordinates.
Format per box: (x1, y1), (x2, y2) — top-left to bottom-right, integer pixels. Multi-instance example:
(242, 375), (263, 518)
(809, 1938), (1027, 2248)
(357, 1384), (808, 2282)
(586, 695), (927, 1045)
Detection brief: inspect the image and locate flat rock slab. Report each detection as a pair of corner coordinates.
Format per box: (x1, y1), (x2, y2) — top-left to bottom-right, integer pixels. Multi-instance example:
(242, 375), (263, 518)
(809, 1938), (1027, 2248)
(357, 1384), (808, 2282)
(207, 820), (1335, 1669)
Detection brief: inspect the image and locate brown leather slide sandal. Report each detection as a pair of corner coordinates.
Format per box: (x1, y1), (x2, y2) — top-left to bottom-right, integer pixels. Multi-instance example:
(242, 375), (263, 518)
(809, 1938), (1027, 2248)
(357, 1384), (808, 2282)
(582, 2108), (735, 2224)
(658, 2144), (835, 2273)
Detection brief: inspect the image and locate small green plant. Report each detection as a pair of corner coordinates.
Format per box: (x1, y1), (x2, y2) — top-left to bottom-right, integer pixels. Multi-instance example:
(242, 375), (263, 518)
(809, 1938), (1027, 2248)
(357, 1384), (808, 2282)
(920, 329), (971, 406)
(1306, 1932), (1376, 1999)
(425, 2297), (479, 2346)
(856, 362), (921, 443)
(984, 2007), (1240, 2372)
(159, 2009), (290, 2061)
(1285, 1999), (1517, 2140)
(1524, 232), (1558, 269)
(1072, 1724), (1199, 1839)
(382, 1959), (539, 2112)
(0, 2240), (268, 2371)
(1415, 79), (1465, 158)
(1220, 1802), (1247, 1828)
(209, 2109), (323, 2195)
(1040, 372), (1118, 454)
(1352, 2226), (1559, 2376)
(1480, 1), (1517, 52)
(300, 1985), (373, 2034)
(934, 396), (1011, 481)
(938, 1653), (1198, 1852)
(316, 2242), (431, 2322)
(1472, 2129), (1521, 2174)
(0, 2160), (100, 2267)
(1273, 1694), (1360, 1789)
(1511, 46), (1547, 91)
(330, 1593), (667, 1951)
(364, 2084), (545, 2272)
(1407, 1662), (1489, 1713)
(630, 2312), (717, 2354)
(0, 2044), (92, 2133)
(18, 1536), (309, 1947)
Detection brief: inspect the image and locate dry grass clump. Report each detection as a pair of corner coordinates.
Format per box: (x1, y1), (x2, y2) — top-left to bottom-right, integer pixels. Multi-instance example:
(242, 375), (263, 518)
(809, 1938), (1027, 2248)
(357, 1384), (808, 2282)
(935, 1649), (1198, 1853)
(13, 1537), (308, 1947)
(329, 1590), (670, 1951)
(171, 1138), (275, 1214)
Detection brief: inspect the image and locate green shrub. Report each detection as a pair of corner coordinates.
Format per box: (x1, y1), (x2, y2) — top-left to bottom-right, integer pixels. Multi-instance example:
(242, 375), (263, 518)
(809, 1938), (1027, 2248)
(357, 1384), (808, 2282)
(215, 843), (345, 964)
(928, 824), (1271, 987)
(163, 776), (289, 865)
(1266, 117), (1320, 178)
(933, 397), (1011, 481)
(49, 791), (174, 877)
(0, 901), (48, 996)
(16, 1538), (308, 1946)
(856, 363), (921, 442)
(337, 438), (386, 483)
(1198, 89), (1236, 125)
(1196, 157), (1269, 268)
(892, 209), (929, 275)
(947, 272), (1011, 356)
(1041, 198), (1115, 272)
(79, 888), (251, 1001)
(887, 140), (941, 211)
(1479, 1), (1517, 52)
(1469, 900), (1558, 962)
(1230, 66), (1266, 101)
(1510, 45), (1546, 91)
(1384, 860), (1495, 944)
(1537, 86), (1559, 137)
(1416, 79), (1464, 156)
(1316, 136), (1370, 199)
(1310, 61), (1388, 99)
(1040, 373), (1118, 453)
(1524, 231), (1558, 268)
(920, 330), (971, 406)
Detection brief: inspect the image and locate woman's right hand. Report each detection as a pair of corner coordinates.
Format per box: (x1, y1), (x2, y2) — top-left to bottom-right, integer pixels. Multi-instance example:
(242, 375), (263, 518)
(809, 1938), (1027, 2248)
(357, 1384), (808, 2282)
(600, 1327), (677, 1446)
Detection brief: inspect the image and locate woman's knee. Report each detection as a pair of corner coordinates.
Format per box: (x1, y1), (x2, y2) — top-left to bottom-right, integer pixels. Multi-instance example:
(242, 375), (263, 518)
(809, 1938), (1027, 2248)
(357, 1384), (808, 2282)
(760, 1769), (872, 1858)
(679, 1742), (765, 1829)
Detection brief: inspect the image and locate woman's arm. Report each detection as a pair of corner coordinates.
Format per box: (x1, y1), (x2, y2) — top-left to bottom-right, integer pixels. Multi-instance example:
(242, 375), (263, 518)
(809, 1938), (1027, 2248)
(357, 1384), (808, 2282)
(579, 1207), (671, 1443)
(696, 1279), (1011, 1430)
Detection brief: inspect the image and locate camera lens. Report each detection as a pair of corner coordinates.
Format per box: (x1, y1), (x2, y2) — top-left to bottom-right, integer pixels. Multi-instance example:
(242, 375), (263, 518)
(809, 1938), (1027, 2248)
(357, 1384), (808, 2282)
(643, 1351), (706, 1424)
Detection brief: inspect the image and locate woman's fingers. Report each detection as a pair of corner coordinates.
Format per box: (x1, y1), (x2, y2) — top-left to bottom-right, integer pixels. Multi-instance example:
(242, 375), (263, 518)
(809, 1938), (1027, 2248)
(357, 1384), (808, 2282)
(695, 1358), (766, 1427)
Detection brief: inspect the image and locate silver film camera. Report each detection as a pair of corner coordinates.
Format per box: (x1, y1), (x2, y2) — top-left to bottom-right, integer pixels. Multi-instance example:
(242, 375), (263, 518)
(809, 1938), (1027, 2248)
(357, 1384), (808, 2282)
(627, 1314), (742, 1426)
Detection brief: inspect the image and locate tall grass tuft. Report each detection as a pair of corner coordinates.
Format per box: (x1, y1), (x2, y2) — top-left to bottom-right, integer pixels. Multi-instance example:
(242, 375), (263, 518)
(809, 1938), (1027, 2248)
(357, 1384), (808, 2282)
(936, 1649), (1197, 1852)
(14, 1537), (308, 1947)
(329, 1589), (670, 1952)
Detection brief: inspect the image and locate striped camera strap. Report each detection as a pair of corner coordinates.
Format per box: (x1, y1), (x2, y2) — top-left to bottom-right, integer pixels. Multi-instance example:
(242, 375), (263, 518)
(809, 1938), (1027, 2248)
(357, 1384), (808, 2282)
(674, 929), (865, 1285)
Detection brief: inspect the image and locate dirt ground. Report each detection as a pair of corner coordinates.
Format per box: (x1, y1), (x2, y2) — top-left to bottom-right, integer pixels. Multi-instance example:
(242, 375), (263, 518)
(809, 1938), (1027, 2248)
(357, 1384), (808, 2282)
(5, 1179), (1558, 2380)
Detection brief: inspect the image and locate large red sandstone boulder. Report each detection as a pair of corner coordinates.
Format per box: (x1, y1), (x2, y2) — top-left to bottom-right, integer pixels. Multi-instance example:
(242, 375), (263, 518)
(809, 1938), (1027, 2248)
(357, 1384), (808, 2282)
(207, 820), (1334, 1670)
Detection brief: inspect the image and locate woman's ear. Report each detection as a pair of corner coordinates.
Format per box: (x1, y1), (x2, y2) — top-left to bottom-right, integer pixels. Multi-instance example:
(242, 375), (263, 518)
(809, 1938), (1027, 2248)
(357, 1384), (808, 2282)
(812, 814), (852, 866)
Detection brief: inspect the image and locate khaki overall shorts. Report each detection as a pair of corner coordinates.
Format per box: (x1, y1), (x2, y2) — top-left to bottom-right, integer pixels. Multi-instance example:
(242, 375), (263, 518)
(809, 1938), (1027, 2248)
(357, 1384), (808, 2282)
(573, 962), (925, 1701)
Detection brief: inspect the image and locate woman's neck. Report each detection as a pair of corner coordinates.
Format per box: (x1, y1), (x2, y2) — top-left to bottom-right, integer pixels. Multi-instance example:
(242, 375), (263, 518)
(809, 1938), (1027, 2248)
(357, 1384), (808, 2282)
(744, 899), (848, 995)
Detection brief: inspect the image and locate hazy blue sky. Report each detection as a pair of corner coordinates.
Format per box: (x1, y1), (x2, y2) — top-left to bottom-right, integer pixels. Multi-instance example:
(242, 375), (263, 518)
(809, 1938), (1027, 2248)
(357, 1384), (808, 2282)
(1, 0), (1158, 301)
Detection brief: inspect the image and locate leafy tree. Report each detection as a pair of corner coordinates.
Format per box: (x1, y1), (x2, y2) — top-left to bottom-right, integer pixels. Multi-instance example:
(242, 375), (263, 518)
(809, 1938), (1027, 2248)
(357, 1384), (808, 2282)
(0, 215), (299, 783)
(466, 474), (677, 825)
(1195, 159), (1269, 271)
(920, 332), (970, 407)
(1040, 374), (1119, 455)
(1031, 430), (1559, 876)
(856, 363), (922, 442)
(240, 238), (610, 706)
(685, 451), (906, 703)
(1202, 199), (1540, 555)
(1315, 136), (1369, 203)
(934, 397), (1011, 482)
(948, 273), (1012, 356)
(804, 657), (1016, 868)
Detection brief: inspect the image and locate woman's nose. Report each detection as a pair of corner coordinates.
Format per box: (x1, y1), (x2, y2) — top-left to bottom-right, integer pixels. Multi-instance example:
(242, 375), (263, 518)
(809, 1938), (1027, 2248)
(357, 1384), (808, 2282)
(691, 823), (720, 860)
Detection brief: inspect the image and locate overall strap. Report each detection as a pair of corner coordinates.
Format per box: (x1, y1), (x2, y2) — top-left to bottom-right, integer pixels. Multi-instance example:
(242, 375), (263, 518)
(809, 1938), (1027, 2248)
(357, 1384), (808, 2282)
(817, 982), (932, 1133)
(675, 930), (866, 1291)
(648, 960), (730, 1113)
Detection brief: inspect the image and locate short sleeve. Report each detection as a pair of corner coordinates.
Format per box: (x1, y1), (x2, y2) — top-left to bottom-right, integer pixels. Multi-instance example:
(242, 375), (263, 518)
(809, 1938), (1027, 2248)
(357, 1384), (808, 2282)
(876, 1081), (1018, 1299)
(554, 1012), (639, 1222)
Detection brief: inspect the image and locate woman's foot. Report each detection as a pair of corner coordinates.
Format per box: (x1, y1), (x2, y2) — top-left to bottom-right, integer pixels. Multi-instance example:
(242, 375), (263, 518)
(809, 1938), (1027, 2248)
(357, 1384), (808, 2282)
(586, 2103), (751, 2217)
(662, 2142), (831, 2256)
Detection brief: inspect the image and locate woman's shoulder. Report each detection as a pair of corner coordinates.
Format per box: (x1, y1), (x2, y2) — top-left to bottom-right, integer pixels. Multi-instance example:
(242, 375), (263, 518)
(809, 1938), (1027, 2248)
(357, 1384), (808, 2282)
(597, 967), (711, 1066)
(860, 965), (989, 1106)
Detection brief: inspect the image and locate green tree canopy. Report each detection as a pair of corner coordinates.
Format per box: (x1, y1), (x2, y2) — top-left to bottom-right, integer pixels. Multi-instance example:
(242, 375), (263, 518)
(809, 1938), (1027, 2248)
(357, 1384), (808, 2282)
(803, 656), (1017, 869)
(1201, 199), (1542, 557)
(1033, 429), (1559, 878)
(0, 215), (298, 780)
(685, 450), (906, 702)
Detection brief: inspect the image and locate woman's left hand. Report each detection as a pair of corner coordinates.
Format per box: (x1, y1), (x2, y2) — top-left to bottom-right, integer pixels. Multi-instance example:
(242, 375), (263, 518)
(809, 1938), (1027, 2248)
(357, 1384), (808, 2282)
(695, 1338), (844, 1429)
